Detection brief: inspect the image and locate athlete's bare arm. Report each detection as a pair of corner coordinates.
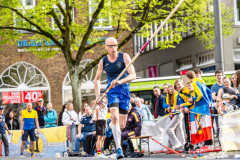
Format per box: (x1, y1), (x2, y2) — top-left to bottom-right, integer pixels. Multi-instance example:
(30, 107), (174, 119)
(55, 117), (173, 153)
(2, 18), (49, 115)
(94, 59), (103, 99)
(111, 53), (136, 87)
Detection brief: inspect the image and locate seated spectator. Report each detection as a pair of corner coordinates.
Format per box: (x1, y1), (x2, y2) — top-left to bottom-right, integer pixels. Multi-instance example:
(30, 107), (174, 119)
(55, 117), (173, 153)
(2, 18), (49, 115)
(6, 111), (20, 130)
(135, 97), (153, 121)
(221, 94), (235, 111)
(217, 99), (228, 115)
(58, 104), (66, 126)
(217, 77), (238, 106)
(44, 103), (57, 128)
(75, 105), (96, 153)
(121, 103), (141, 144)
(62, 102), (78, 152)
(130, 93), (136, 108)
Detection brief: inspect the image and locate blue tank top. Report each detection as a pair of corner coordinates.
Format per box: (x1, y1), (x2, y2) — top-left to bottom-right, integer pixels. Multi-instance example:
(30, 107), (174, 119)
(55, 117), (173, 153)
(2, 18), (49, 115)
(103, 52), (129, 91)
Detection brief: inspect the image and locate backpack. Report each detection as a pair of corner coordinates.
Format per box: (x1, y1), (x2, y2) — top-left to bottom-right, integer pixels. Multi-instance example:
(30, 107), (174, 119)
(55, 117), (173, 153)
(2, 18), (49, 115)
(122, 137), (144, 158)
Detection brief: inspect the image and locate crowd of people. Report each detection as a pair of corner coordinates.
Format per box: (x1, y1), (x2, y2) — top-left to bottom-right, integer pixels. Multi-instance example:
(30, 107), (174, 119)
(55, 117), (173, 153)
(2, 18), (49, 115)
(1, 36), (240, 158)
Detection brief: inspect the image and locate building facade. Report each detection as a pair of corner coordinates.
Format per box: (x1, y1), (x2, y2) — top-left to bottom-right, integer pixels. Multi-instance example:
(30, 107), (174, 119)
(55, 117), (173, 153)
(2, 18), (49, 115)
(0, 0), (133, 114)
(133, 0), (240, 78)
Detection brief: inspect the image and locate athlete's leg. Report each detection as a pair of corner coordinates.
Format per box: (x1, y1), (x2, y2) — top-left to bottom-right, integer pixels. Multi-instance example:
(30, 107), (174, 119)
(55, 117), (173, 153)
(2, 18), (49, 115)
(110, 107), (122, 149)
(119, 114), (127, 131)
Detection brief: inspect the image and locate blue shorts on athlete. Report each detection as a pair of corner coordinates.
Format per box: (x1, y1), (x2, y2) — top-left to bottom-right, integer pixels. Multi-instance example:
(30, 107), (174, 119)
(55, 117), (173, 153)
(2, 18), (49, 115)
(107, 86), (130, 115)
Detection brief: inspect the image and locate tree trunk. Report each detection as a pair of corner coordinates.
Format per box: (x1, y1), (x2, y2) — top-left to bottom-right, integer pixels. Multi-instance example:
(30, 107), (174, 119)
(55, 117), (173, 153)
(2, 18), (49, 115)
(69, 66), (82, 113)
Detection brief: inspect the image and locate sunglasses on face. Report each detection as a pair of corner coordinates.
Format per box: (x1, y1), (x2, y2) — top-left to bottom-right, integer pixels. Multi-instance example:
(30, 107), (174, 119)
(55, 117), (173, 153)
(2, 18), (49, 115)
(38, 101), (42, 102)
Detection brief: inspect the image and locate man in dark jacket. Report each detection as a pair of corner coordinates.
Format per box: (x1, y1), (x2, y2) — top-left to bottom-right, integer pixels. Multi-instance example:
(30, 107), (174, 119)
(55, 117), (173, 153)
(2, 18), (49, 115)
(121, 104), (141, 143)
(35, 98), (46, 128)
(153, 86), (165, 118)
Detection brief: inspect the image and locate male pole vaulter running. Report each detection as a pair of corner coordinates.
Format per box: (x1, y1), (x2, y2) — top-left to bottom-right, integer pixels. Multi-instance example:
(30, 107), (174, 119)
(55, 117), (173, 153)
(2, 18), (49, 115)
(94, 37), (136, 159)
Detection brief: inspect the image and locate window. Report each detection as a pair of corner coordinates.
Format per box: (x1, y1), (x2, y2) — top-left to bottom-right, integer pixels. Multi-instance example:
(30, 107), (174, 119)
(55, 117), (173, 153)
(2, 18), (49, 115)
(51, 1), (74, 30)
(89, 0), (112, 30)
(196, 53), (215, 67)
(176, 57), (193, 72)
(234, 0), (240, 25)
(0, 62), (51, 116)
(14, 0), (36, 33)
(234, 49), (240, 63)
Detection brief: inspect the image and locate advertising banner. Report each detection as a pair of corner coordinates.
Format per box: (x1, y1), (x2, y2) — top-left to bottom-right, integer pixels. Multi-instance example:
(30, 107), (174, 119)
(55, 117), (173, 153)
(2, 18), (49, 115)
(2, 91), (22, 104)
(3, 126), (66, 157)
(148, 66), (157, 78)
(2, 91), (43, 104)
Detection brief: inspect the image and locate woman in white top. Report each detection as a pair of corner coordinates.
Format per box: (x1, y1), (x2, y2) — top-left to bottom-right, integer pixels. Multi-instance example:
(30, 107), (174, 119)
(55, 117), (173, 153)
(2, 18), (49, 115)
(62, 102), (78, 152)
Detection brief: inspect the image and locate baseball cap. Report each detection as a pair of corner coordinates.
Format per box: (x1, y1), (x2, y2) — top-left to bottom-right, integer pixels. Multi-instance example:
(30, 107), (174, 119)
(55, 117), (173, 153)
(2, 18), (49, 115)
(0, 106), (4, 110)
(222, 93), (230, 99)
(222, 100), (228, 106)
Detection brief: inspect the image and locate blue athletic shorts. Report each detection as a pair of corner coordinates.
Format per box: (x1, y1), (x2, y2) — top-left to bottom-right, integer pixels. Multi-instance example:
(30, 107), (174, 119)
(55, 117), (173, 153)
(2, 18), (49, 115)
(22, 128), (36, 141)
(107, 87), (130, 115)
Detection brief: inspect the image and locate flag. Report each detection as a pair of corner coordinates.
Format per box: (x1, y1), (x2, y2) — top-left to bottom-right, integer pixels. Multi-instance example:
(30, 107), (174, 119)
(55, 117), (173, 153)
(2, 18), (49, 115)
(190, 105), (212, 144)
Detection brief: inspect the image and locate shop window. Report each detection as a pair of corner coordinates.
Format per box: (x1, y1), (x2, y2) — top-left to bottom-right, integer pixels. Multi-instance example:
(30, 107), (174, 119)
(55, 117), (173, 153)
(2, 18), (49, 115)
(89, 0), (112, 30)
(0, 61), (51, 117)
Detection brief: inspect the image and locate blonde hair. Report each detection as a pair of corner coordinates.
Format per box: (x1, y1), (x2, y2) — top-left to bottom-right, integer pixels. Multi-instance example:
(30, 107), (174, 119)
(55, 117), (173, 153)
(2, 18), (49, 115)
(66, 102), (73, 111)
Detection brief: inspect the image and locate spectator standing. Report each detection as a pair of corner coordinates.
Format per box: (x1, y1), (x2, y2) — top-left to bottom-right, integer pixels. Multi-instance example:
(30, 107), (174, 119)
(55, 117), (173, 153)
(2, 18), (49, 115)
(235, 70), (240, 92)
(20, 102), (39, 157)
(165, 85), (185, 150)
(35, 98), (46, 128)
(75, 105), (96, 153)
(135, 97), (153, 121)
(231, 73), (238, 89)
(211, 70), (224, 101)
(58, 104), (66, 126)
(62, 102), (78, 152)
(94, 97), (108, 157)
(0, 106), (11, 157)
(175, 79), (191, 146)
(153, 86), (165, 118)
(43, 103), (57, 128)
(6, 111), (20, 130)
(194, 68), (202, 79)
(187, 71), (213, 147)
(210, 70), (224, 143)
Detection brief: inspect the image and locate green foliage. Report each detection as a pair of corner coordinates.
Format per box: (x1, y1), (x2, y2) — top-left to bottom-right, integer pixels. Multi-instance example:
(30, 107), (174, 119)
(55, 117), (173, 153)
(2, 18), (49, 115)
(0, 0), (235, 65)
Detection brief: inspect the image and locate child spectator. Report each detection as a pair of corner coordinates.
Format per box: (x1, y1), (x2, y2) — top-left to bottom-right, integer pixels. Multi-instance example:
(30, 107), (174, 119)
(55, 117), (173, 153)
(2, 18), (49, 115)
(94, 97), (108, 157)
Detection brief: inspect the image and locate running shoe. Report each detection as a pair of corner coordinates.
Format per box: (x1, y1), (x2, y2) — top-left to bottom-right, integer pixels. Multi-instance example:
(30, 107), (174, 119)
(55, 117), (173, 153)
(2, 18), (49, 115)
(116, 148), (124, 159)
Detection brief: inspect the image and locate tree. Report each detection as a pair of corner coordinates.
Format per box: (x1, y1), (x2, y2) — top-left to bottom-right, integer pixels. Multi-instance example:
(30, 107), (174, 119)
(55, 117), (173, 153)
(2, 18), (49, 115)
(0, 0), (234, 112)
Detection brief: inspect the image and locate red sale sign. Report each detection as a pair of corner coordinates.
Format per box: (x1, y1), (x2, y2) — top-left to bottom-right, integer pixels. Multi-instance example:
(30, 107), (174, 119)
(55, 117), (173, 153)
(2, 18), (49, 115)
(2, 91), (43, 104)
(23, 91), (43, 103)
(2, 91), (23, 104)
